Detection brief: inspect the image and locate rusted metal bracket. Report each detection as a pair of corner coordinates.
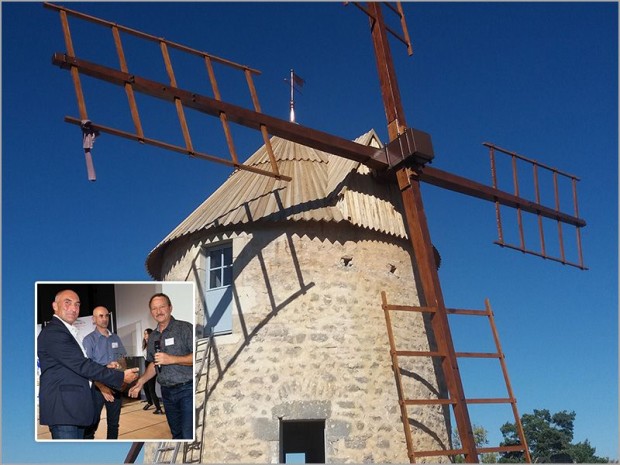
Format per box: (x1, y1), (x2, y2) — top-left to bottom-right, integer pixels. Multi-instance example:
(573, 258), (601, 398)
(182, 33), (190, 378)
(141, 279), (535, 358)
(373, 127), (434, 169)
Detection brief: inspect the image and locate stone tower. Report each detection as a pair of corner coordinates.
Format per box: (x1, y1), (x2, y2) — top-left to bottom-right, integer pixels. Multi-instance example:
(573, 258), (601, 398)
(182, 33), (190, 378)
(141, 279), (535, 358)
(145, 130), (451, 463)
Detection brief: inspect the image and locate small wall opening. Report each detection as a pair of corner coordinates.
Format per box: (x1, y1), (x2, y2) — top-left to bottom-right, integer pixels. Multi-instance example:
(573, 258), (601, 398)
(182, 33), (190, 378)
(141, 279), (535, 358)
(280, 419), (326, 463)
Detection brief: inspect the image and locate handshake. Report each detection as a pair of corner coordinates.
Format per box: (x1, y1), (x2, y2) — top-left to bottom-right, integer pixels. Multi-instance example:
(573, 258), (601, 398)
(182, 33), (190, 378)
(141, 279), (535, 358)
(123, 367), (140, 384)
(121, 367), (139, 391)
(106, 359), (139, 390)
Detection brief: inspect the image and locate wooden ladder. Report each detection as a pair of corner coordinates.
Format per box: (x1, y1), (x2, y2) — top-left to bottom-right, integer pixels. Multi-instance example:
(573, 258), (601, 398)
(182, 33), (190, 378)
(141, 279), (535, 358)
(152, 442), (182, 464)
(129, 336), (213, 464)
(381, 291), (531, 463)
(182, 335), (213, 463)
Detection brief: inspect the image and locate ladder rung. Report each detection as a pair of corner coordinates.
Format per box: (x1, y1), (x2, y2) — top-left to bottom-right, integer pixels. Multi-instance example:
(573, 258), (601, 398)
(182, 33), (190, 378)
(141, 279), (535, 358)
(446, 308), (488, 316)
(412, 448), (466, 458)
(478, 445), (528, 454)
(384, 304), (437, 313)
(63, 116), (292, 181)
(156, 446), (177, 452)
(466, 397), (514, 404)
(395, 350), (444, 357)
(381, 293), (530, 463)
(456, 351), (500, 358)
(403, 398), (456, 405)
(412, 444), (526, 458)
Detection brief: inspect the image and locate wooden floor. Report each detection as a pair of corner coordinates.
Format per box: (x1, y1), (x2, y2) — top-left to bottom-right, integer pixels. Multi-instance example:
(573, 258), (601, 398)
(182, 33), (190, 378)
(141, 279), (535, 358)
(37, 398), (172, 441)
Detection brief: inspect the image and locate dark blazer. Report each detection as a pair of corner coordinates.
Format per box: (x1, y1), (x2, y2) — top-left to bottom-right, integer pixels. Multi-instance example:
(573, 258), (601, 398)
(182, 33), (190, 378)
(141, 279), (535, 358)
(37, 316), (125, 427)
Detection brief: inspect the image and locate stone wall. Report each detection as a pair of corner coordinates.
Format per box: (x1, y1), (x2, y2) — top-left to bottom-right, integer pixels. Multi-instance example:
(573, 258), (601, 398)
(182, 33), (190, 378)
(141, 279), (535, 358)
(149, 221), (451, 463)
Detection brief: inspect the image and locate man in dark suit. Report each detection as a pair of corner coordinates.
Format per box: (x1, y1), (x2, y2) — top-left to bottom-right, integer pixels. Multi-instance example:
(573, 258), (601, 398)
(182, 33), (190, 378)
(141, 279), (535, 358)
(37, 289), (139, 439)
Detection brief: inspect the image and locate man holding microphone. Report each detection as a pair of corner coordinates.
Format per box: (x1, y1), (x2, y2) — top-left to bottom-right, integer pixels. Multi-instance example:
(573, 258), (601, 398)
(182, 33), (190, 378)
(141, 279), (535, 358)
(129, 293), (194, 439)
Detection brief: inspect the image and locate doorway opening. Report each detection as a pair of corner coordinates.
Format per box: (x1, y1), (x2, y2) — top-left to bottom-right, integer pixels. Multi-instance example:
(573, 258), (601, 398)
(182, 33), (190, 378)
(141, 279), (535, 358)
(280, 419), (326, 463)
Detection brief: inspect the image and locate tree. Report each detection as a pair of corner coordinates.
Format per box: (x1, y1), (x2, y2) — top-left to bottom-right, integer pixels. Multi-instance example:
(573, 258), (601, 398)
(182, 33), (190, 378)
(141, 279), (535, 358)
(498, 409), (609, 463)
(452, 424), (498, 463)
(568, 439), (609, 463)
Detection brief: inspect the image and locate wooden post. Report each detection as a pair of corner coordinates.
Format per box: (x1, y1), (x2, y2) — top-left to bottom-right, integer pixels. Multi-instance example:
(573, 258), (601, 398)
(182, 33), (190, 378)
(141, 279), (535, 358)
(367, 3), (479, 462)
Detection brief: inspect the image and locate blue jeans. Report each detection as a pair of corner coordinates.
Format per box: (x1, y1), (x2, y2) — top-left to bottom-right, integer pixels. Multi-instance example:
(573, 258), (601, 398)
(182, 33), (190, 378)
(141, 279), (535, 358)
(161, 382), (193, 439)
(84, 388), (123, 439)
(49, 424), (85, 439)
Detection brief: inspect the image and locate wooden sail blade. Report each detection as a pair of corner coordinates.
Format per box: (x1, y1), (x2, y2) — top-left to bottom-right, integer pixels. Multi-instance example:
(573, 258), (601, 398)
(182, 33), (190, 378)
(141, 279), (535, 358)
(52, 53), (386, 170)
(52, 52), (586, 234)
(418, 166), (586, 228)
(63, 116), (292, 181)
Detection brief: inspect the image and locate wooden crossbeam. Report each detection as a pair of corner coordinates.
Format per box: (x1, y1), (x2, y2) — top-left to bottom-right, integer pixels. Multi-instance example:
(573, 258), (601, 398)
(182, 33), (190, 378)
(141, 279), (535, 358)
(52, 53), (385, 169)
(63, 116), (292, 181)
(419, 166), (586, 228)
(51, 52), (587, 233)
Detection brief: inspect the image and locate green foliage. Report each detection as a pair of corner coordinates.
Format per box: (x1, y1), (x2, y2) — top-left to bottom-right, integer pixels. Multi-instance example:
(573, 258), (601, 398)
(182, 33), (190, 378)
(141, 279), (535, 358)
(568, 440), (609, 463)
(448, 409), (609, 463)
(498, 409), (609, 463)
(452, 425), (498, 464)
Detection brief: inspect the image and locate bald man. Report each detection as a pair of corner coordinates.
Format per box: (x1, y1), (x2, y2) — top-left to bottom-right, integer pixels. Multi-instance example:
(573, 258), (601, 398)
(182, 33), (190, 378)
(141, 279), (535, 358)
(37, 290), (138, 439)
(82, 306), (127, 440)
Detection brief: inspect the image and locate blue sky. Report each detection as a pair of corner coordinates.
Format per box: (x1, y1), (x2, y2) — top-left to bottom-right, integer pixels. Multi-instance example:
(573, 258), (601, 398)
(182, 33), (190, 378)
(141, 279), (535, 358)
(2, 1), (617, 463)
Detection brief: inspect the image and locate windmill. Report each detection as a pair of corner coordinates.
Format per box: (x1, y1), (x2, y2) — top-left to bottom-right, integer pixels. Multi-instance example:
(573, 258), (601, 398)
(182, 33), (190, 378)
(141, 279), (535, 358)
(44, 2), (587, 463)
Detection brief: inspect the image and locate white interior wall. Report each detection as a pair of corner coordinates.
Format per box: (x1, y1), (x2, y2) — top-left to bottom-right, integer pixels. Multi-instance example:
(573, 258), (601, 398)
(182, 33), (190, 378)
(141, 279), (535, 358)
(115, 282), (161, 357)
(115, 282), (194, 357)
(162, 282), (194, 323)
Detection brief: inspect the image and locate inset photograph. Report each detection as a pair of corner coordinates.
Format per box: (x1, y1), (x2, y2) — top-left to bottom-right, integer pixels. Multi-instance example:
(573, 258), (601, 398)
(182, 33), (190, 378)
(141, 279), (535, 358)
(35, 281), (195, 442)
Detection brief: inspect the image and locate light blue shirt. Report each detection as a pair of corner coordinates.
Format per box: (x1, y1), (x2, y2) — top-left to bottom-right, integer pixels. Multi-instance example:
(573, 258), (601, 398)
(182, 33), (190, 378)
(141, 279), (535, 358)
(82, 329), (127, 365)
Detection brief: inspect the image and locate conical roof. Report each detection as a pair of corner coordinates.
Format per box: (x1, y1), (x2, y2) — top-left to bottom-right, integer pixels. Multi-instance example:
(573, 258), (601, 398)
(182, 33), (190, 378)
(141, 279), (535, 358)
(146, 129), (408, 278)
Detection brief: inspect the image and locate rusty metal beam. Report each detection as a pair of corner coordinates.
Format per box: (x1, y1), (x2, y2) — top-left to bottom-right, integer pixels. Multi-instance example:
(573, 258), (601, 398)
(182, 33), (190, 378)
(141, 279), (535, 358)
(51, 53), (386, 170)
(396, 170), (480, 463)
(62, 116), (292, 181)
(367, 3), (479, 462)
(419, 166), (586, 228)
(124, 442), (144, 463)
(493, 240), (587, 270)
(44, 2), (261, 75)
(50, 53), (586, 231)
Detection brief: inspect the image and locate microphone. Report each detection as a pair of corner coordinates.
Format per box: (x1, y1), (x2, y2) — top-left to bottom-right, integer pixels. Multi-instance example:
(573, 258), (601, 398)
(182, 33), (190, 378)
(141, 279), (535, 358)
(154, 340), (161, 375)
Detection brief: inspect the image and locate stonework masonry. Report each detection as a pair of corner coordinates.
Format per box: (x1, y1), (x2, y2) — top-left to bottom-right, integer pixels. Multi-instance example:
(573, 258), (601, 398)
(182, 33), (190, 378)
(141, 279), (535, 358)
(147, 221), (452, 463)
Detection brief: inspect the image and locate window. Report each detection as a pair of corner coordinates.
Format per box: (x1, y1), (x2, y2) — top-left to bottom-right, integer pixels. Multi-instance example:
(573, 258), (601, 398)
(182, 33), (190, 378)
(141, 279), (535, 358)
(204, 244), (233, 335)
(280, 420), (326, 464)
(208, 246), (233, 289)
